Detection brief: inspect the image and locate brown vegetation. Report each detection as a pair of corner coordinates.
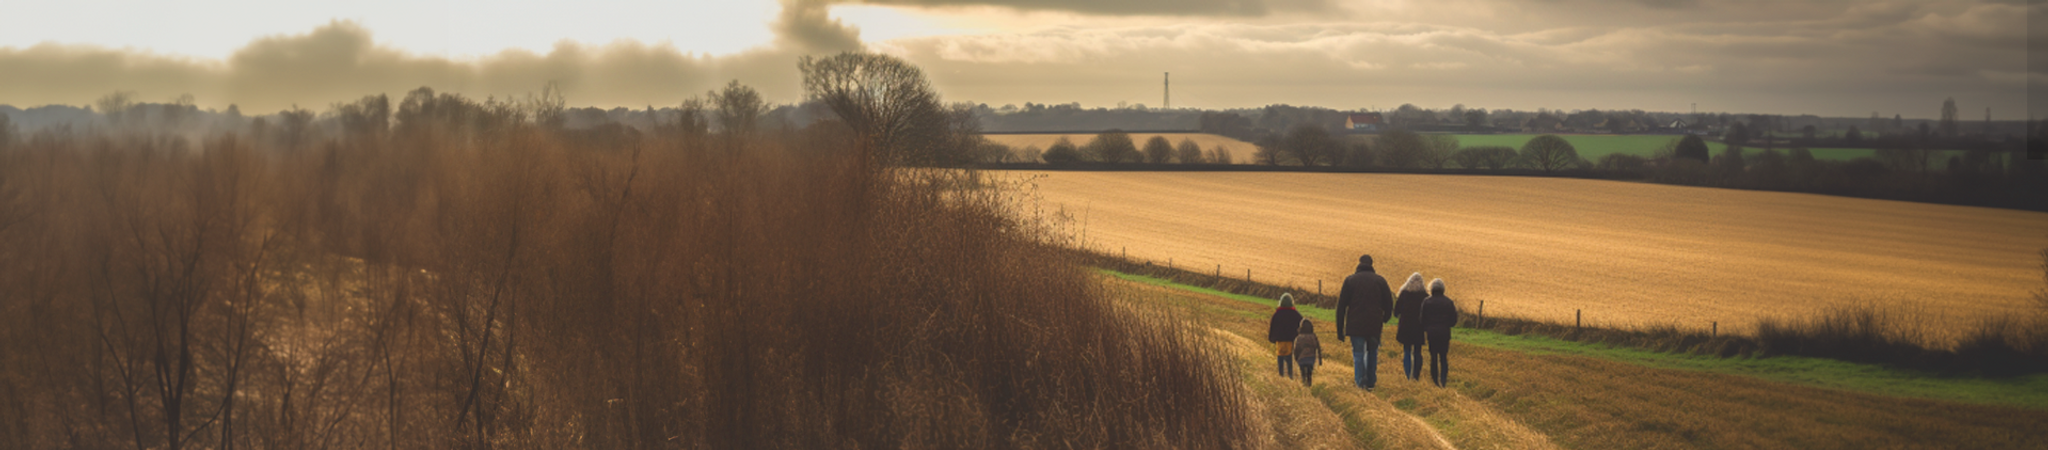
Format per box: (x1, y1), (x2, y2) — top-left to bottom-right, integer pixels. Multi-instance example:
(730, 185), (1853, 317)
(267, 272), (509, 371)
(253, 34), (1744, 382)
(0, 85), (1253, 448)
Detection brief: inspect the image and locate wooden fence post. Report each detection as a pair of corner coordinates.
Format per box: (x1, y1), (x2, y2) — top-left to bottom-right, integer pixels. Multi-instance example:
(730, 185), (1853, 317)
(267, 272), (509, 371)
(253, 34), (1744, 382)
(1712, 321), (1718, 337)
(1576, 309), (1582, 330)
(1216, 265), (1221, 279)
(1246, 269), (1252, 284)
(1478, 300), (1484, 319)
(1317, 280), (1322, 296)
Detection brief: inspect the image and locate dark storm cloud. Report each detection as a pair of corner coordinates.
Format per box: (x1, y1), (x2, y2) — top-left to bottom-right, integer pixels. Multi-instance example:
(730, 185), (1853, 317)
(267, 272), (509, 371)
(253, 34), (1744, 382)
(876, 0), (2029, 116)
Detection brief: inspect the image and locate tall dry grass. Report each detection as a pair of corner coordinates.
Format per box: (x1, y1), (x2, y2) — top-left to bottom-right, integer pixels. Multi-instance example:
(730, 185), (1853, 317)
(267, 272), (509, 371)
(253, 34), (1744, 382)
(0, 94), (1251, 449)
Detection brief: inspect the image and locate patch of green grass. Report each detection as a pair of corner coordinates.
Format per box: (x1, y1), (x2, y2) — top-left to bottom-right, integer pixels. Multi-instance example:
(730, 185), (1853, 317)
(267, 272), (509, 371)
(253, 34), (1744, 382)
(1102, 269), (2048, 410)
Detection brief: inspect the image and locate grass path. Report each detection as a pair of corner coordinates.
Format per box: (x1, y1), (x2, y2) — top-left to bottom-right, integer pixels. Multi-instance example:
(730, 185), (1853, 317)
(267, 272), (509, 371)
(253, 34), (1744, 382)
(1103, 269), (2048, 410)
(1106, 270), (2048, 449)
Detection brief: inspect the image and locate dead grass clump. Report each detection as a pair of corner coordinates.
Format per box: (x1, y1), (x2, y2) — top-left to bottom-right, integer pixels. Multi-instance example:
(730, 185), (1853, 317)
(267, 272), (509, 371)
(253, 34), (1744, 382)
(0, 91), (1252, 449)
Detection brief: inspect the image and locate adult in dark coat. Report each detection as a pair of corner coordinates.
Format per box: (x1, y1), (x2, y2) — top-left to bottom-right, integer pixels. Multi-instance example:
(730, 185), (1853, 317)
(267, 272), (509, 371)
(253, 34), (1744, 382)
(1420, 278), (1461, 388)
(1334, 254), (1394, 391)
(1392, 272), (1428, 382)
(1268, 293), (1305, 378)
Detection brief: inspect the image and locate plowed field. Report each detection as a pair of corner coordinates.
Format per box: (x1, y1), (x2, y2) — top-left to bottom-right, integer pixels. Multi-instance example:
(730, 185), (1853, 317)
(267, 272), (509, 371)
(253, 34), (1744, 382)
(1004, 171), (2048, 343)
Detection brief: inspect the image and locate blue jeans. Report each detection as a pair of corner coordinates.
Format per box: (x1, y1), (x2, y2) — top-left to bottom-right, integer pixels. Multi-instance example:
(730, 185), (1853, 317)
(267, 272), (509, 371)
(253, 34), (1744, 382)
(1350, 336), (1380, 389)
(1278, 355), (1294, 378)
(1402, 343), (1425, 380)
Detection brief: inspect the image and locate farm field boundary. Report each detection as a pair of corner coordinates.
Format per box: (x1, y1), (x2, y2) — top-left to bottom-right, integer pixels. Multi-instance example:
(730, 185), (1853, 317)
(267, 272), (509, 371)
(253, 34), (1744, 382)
(1099, 268), (2048, 410)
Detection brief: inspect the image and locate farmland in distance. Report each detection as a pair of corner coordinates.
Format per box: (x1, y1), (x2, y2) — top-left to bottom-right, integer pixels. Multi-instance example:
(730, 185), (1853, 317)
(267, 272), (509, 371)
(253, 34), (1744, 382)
(1002, 170), (2048, 344)
(983, 132), (1259, 163)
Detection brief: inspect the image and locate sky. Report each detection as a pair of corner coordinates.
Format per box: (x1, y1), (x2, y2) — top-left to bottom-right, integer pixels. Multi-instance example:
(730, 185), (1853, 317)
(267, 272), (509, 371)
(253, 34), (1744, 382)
(0, 0), (2036, 118)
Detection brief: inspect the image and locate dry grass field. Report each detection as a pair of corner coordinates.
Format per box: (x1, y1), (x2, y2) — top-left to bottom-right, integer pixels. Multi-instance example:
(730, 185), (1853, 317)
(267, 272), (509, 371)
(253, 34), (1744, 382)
(983, 133), (1260, 163)
(1111, 273), (2048, 449)
(1006, 171), (2048, 345)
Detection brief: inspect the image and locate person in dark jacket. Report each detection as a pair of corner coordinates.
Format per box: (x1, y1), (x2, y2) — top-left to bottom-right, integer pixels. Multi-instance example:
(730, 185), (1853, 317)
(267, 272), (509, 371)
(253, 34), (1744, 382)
(1420, 278), (1461, 388)
(1393, 272), (1428, 382)
(1334, 254), (1394, 391)
(1269, 293), (1305, 379)
(1294, 319), (1323, 387)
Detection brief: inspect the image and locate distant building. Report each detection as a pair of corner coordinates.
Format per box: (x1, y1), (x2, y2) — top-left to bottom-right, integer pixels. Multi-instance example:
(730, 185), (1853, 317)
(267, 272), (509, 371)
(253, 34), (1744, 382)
(1346, 113), (1384, 133)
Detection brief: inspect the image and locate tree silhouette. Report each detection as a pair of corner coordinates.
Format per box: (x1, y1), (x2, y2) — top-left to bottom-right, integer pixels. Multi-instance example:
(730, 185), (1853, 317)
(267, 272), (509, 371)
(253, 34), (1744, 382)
(1175, 138), (1203, 164)
(1674, 134), (1711, 163)
(1520, 134), (1580, 172)
(1283, 124), (1335, 166)
(1142, 135), (1174, 164)
(1042, 137), (1083, 164)
(799, 52), (944, 168)
(1940, 97), (1959, 137)
(1088, 129), (1139, 163)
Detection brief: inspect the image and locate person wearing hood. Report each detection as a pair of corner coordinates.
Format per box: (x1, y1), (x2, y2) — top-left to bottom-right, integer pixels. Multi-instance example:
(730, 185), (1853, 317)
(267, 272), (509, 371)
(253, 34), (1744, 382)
(1335, 254), (1394, 391)
(1393, 273), (1429, 382)
(1421, 278), (1461, 388)
(1293, 318), (1323, 387)
(1269, 293), (1305, 379)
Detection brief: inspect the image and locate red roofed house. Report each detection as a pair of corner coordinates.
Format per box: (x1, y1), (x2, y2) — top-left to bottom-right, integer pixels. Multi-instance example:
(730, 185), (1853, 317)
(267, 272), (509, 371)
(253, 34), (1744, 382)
(1346, 113), (1384, 133)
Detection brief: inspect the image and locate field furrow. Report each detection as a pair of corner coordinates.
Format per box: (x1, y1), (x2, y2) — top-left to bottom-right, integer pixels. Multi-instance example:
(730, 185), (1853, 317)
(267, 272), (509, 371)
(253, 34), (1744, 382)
(1016, 171), (2048, 344)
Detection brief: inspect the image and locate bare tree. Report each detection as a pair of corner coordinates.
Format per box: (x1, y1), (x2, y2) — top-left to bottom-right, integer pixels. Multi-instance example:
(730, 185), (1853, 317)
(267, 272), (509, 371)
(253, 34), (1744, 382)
(1089, 130), (1139, 163)
(1175, 138), (1203, 164)
(711, 80), (766, 152)
(799, 52), (943, 169)
(529, 81), (567, 130)
(1282, 124), (1335, 166)
(1520, 134), (1580, 172)
(96, 90), (138, 129)
(1142, 136), (1174, 164)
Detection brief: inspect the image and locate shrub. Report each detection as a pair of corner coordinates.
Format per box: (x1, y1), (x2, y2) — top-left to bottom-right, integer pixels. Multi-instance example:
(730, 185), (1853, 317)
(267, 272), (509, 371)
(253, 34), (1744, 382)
(0, 91), (1254, 448)
(1043, 137), (1084, 164)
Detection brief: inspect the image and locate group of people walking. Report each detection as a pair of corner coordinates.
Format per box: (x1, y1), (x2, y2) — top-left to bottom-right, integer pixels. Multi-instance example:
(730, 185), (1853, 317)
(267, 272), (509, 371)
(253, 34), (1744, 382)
(1268, 254), (1460, 390)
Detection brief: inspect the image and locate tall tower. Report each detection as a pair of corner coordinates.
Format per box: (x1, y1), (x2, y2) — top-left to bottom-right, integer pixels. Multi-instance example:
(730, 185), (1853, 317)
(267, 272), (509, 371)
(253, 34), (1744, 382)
(1164, 72), (1171, 110)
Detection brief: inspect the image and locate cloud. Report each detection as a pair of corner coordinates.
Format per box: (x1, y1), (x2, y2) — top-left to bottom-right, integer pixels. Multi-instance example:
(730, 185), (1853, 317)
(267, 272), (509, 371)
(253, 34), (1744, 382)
(851, 0), (1333, 16)
(883, 1), (2026, 116)
(0, 18), (842, 113)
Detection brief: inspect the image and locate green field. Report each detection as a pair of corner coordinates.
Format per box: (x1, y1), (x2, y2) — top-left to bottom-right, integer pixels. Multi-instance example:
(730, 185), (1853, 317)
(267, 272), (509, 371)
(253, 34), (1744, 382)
(1449, 134), (1886, 161)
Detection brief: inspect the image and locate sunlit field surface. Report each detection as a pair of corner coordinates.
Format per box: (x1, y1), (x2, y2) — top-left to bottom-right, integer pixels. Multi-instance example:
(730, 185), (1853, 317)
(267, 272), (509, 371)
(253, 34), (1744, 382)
(1006, 171), (2048, 344)
(983, 133), (1258, 163)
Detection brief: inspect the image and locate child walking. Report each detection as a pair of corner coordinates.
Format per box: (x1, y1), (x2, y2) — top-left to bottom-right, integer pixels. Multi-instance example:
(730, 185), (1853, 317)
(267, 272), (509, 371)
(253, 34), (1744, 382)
(1268, 293), (1305, 378)
(1294, 318), (1323, 387)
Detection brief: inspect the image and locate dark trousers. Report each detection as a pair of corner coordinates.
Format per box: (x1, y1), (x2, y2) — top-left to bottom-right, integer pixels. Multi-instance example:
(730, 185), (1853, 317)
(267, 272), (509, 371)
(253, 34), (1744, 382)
(1428, 350), (1450, 387)
(1401, 343), (1425, 380)
(1299, 359), (1316, 386)
(1278, 355), (1295, 378)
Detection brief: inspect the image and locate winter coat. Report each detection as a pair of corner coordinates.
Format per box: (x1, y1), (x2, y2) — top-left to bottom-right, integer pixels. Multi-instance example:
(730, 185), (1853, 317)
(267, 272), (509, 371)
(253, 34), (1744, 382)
(1335, 264), (1394, 338)
(1421, 294), (1460, 351)
(1269, 307), (1304, 343)
(1293, 320), (1323, 364)
(1393, 274), (1428, 346)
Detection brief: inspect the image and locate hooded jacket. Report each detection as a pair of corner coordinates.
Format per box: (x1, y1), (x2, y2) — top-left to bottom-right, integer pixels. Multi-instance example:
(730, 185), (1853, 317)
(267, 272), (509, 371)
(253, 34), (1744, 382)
(1268, 293), (1305, 343)
(1393, 273), (1428, 346)
(1293, 319), (1323, 364)
(1421, 279), (1460, 348)
(1335, 258), (1394, 338)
